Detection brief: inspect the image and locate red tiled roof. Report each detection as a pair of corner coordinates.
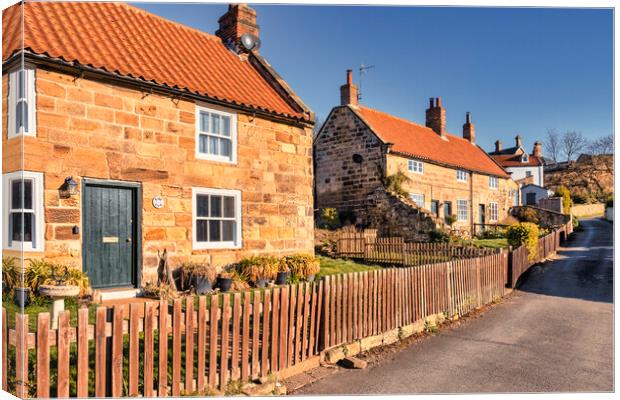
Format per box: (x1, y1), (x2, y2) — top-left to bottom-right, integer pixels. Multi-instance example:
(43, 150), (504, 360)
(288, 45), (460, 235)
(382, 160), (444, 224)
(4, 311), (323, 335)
(491, 154), (543, 167)
(352, 106), (510, 178)
(2, 2), (309, 121)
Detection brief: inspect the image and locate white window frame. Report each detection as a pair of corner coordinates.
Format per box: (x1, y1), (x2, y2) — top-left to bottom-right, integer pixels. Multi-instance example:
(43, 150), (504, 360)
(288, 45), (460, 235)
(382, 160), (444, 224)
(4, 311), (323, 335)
(192, 187), (242, 250)
(195, 103), (238, 164)
(409, 193), (425, 208)
(489, 202), (499, 222)
(489, 176), (498, 189)
(8, 64), (36, 139)
(456, 199), (468, 221)
(521, 154), (529, 163)
(2, 171), (44, 252)
(456, 169), (468, 182)
(407, 159), (424, 174)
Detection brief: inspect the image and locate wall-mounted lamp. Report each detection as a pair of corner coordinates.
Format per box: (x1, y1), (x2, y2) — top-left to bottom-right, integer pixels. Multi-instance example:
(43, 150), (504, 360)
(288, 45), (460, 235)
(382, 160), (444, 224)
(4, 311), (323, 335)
(59, 176), (78, 198)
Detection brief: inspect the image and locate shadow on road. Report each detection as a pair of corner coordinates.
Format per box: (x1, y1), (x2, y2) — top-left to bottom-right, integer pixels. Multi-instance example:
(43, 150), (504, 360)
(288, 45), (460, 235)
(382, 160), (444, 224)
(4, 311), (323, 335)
(515, 219), (613, 304)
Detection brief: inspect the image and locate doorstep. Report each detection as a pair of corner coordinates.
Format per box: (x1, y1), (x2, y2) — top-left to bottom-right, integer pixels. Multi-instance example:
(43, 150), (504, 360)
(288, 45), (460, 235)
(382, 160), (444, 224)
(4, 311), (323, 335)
(94, 287), (141, 303)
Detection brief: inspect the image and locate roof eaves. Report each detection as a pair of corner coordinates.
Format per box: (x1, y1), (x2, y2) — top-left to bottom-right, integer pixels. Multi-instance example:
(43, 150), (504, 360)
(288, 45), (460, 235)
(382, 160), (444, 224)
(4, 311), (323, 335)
(13, 50), (312, 125)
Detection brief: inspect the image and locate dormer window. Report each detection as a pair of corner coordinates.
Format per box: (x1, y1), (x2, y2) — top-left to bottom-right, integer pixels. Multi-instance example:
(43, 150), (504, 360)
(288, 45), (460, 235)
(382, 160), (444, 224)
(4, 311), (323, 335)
(521, 154), (529, 163)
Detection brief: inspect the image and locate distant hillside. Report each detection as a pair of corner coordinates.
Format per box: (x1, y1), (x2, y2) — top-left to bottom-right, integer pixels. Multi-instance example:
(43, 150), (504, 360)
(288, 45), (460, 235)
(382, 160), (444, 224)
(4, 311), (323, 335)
(544, 154), (613, 200)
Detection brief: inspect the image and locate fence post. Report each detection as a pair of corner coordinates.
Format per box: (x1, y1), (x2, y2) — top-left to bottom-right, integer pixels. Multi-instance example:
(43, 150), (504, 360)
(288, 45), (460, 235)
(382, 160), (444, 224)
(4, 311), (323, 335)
(15, 313), (27, 399)
(506, 246), (514, 288)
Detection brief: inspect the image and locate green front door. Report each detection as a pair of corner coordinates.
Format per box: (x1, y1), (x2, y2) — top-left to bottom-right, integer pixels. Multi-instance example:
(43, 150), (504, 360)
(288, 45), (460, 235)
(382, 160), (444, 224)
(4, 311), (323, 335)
(83, 181), (139, 288)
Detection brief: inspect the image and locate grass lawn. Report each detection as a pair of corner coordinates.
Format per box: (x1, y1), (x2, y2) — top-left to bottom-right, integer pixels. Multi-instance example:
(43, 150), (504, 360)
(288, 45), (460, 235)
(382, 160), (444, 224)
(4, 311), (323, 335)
(317, 256), (382, 278)
(2, 295), (98, 331)
(470, 238), (509, 249)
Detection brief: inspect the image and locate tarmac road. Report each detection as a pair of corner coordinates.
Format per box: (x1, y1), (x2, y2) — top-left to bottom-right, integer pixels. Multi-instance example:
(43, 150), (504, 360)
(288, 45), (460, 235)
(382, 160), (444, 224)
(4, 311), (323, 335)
(297, 218), (613, 394)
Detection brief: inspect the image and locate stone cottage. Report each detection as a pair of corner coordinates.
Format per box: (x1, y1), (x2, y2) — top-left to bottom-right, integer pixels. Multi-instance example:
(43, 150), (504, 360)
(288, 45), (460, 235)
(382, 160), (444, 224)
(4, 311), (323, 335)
(314, 70), (518, 239)
(2, 2), (314, 295)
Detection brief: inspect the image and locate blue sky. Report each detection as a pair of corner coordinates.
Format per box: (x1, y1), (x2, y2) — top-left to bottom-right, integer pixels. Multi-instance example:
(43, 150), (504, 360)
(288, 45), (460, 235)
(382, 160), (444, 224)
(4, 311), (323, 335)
(138, 4), (613, 153)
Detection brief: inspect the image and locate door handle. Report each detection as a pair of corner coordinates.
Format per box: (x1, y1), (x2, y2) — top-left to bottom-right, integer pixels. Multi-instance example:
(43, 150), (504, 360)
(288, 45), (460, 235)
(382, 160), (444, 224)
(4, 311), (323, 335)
(126, 237), (132, 242)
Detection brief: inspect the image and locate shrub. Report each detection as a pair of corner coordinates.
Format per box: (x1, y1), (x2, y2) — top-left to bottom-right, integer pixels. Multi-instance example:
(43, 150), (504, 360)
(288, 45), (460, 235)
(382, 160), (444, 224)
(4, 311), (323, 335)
(237, 256), (279, 282)
(176, 262), (202, 291)
(383, 171), (410, 197)
(283, 254), (320, 279)
(554, 185), (571, 213)
(499, 215), (520, 225)
(477, 228), (506, 240)
(429, 230), (450, 243)
(319, 208), (341, 230)
(444, 214), (457, 227)
(572, 215), (580, 230)
(506, 223), (540, 261)
(512, 207), (540, 224)
(2, 257), (20, 292)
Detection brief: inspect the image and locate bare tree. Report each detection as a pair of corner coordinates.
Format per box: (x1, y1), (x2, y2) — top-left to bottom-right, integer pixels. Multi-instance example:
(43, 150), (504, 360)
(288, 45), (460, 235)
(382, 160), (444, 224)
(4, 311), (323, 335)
(561, 131), (588, 162)
(544, 129), (561, 162)
(313, 116), (323, 138)
(587, 134), (613, 155)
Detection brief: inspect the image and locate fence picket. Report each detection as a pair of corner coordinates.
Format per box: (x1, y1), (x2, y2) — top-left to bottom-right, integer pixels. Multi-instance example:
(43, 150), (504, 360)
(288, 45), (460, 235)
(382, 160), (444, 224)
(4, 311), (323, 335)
(144, 302), (155, 397)
(158, 300), (169, 397)
(196, 297), (206, 393)
(111, 306), (124, 397)
(37, 313), (50, 399)
(129, 304), (140, 396)
(185, 297), (195, 393)
(57, 311), (70, 398)
(241, 292), (251, 382)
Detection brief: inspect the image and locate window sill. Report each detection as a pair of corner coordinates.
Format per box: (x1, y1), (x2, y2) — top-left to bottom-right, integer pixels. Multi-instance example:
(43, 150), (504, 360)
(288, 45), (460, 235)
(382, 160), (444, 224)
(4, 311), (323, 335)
(195, 153), (237, 165)
(193, 241), (242, 250)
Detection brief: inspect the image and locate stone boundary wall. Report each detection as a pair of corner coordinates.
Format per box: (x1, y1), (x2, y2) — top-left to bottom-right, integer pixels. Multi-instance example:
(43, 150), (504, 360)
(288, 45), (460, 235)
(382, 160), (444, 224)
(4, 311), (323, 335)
(537, 197), (563, 213)
(571, 203), (605, 218)
(360, 186), (443, 242)
(510, 205), (570, 228)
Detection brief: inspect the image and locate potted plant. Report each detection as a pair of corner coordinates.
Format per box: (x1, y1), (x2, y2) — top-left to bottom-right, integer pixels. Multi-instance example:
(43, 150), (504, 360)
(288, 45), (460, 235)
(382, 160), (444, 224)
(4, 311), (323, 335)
(217, 271), (233, 292)
(275, 260), (291, 285)
(238, 256), (278, 288)
(38, 264), (89, 328)
(285, 254), (321, 282)
(190, 264), (217, 295)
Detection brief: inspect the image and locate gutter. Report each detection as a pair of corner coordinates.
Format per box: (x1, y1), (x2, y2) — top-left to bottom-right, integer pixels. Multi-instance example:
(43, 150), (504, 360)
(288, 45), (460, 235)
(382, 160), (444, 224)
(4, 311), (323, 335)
(4, 51), (314, 129)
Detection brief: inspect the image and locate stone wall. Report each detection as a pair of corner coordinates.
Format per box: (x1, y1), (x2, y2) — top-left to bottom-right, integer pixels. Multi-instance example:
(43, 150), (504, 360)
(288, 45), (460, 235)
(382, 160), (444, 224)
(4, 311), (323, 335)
(314, 106), (386, 213)
(571, 203), (605, 218)
(360, 186), (441, 242)
(537, 197), (563, 214)
(2, 66), (314, 283)
(510, 206), (570, 229)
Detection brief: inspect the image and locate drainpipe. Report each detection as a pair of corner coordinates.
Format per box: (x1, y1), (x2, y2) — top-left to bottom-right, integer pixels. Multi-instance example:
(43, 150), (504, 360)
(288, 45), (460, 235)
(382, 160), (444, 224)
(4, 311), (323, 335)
(470, 171), (474, 234)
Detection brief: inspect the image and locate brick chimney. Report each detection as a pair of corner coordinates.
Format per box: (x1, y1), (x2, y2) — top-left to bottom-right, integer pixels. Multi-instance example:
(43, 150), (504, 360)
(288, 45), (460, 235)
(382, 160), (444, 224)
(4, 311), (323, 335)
(495, 140), (503, 152)
(216, 4), (259, 49)
(340, 69), (358, 107)
(515, 134), (522, 148)
(533, 140), (542, 157)
(462, 112), (475, 144)
(426, 97), (446, 138)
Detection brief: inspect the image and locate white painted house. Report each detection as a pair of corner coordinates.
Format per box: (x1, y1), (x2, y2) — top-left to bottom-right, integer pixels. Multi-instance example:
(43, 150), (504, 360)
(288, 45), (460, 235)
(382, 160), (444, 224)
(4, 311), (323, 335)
(489, 135), (545, 187)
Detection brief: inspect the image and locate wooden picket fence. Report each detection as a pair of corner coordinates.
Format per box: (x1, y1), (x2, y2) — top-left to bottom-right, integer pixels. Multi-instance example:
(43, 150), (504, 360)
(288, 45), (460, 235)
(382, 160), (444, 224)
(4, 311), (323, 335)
(2, 223), (571, 398)
(320, 252), (508, 348)
(507, 227), (567, 288)
(336, 234), (498, 266)
(2, 283), (322, 398)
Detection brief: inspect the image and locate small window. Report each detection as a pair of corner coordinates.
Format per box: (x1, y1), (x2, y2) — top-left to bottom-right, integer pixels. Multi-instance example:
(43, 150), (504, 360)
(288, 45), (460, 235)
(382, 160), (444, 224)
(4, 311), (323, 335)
(192, 188), (241, 249)
(195, 105), (237, 163)
(489, 202), (498, 222)
(430, 200), (439, 217)
(3, 171), (44, 251)
(457, 199), (468, 221)
(407, 160), (424, 174)
(8, 65), (36, 138)
(525, 171), (533, 177)
(352, 154), (364, 164)
(409, 193), (425, 208)
(489, 176), (498, 189)
(521, 154), (529, 163)
(456, 169), (468, 182)
(444, 201), (453, 221)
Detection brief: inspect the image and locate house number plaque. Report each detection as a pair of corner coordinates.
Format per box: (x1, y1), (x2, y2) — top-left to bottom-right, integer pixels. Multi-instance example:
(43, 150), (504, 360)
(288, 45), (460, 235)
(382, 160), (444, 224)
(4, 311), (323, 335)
(152, 196), (165, 209)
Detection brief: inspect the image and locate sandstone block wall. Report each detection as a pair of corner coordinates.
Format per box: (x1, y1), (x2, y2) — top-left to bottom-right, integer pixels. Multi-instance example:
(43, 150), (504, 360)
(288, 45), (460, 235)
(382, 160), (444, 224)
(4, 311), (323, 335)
(2, 66), (314, 283)
(510, 206), (570, 229)
(387, 154), (518, 231)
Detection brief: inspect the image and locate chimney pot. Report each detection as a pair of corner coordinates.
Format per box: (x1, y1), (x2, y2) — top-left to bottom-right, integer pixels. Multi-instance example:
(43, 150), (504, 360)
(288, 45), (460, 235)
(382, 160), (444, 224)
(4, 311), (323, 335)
(533, 140), (542, 157)
(515, 135), (522, 148)
(429, 97), (434, 108)
(216, 4), (260, 52)
(426, 96), (446, 138)
(462, 112), (475, 143)
(340, 69), (358, 106)
(495, 140), (503, 152)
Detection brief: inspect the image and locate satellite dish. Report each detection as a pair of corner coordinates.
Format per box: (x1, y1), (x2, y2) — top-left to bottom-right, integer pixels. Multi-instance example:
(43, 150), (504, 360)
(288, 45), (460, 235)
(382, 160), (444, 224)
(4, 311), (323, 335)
(240, 33), (261, 51)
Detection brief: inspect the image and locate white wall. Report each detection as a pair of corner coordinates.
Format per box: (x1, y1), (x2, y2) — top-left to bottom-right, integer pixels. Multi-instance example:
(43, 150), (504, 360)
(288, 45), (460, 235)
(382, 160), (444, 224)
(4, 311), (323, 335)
(506, 165), (544, 186)
(605, 207), (614, 221)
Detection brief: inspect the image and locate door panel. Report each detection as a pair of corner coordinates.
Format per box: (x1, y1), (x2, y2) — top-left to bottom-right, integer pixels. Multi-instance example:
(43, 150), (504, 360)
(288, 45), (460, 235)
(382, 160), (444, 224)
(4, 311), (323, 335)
(479, 204), (486, 225)
(84, 183), (136, 288)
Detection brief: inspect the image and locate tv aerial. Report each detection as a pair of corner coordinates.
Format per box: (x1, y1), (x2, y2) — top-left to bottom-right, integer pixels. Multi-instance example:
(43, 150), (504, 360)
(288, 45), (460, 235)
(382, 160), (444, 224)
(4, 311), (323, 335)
(358, 63), (375, 102)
